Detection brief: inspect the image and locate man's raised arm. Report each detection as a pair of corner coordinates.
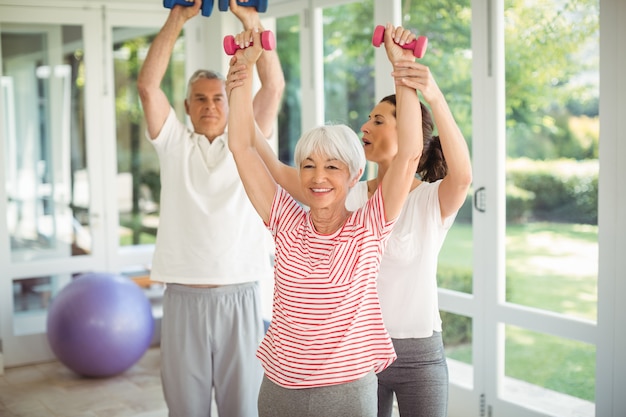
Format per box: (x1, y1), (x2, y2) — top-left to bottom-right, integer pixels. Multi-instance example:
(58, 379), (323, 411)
(137, 0), (201, 139)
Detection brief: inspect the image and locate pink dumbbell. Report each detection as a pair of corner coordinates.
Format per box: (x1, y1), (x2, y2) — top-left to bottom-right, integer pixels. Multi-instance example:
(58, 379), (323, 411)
(223, 30), (276, 56)
(371, 25), (428, 59)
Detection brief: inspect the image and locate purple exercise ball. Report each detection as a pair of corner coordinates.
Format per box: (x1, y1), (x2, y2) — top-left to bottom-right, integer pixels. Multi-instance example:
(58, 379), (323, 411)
(46, 272), (154, 378)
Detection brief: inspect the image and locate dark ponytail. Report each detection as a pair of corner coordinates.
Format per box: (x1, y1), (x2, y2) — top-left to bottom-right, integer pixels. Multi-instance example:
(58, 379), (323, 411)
(380, 94), (447, 182)
(418, 135), (446, 182)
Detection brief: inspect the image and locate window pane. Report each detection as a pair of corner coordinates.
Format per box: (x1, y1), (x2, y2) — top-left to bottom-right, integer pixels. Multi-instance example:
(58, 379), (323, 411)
(502, 2), (599, 412)
(443, 312), (473, 389)
(504, 0), (599, 322)
(504, 325), (595, 414)
(2, 25), (90, 261)
(276, 14), (301, 165)
(323, 0), (374, 133)
(13, 274), (72, 335)
(403, 0), (474, 295)
(112, 27), (186, 247)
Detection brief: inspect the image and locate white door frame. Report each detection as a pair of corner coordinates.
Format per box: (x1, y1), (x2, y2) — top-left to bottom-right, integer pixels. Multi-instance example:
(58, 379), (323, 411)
(1, 2), (624, 416)
(0, 5), (107, 368)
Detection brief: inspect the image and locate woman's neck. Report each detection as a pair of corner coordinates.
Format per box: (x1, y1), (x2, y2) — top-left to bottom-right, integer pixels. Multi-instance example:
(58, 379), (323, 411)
(310, 208), (350, 235)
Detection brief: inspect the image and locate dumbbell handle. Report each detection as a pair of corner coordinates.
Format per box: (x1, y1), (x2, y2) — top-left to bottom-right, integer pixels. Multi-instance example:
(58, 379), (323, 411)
(371, 25), (428, 59)
(218, 0), (268, 13)
(163, 0), (213, 17)
(223, 30), (276, 56)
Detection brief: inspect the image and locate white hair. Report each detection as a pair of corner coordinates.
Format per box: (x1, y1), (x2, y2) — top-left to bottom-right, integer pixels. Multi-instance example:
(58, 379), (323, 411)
(186, 69), (225, 100)
(294, 124), (365, 180)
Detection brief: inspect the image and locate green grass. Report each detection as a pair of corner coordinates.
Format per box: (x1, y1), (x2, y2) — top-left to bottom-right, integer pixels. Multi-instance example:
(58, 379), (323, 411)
(505, 326), (596, 401)
(439, 221), (597, 320)
(438, 223), (473, 270)
(505, 222), (597, 320)
(439, 221), (598, 401)
(119, 232), (156, 246)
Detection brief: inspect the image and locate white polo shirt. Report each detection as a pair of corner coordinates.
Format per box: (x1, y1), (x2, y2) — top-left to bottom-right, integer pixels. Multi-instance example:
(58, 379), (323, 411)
(147, 108), (273, 285)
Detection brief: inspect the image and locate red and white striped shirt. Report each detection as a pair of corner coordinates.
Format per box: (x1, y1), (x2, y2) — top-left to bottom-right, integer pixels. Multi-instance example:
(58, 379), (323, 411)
(257, 186), (397, 388)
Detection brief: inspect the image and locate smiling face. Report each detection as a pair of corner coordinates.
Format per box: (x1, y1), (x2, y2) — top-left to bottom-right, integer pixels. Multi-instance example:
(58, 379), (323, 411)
(360, 101), (398, 167)
(184, 77), (228, 142)
(299, 152), (358, 210)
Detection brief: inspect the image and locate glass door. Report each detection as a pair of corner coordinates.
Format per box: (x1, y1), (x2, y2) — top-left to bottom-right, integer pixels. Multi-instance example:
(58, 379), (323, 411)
(397, 0), (477, 413)
(0, 8), (107, 367)
(399, 0), (600, 415)
(105, 8), (190, 325)
(494, 0), (599, 415)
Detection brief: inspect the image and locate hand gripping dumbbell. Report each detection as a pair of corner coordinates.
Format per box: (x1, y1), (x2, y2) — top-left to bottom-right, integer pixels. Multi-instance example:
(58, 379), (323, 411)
(163, 0), (214, 17)
(223, 30), (276, 56)
(371, 25), (428, 59)
(218, 0), (268, 13)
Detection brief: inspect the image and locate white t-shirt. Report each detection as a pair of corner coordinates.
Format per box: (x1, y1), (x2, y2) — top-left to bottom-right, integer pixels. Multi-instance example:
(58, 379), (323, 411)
(147, 108), (273, 285)
(346, 180), (455, 338)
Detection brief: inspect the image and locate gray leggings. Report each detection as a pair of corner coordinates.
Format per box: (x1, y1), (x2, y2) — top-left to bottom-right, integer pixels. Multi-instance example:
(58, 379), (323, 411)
(377, 333), (449, 417)
(258, 371), (377, 417)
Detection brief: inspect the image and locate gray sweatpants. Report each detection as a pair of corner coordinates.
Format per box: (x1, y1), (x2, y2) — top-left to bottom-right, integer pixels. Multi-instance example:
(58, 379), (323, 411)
(258, 371), (377, 417)
(161, 282), (264, 417)
(377, 333), (449, 417)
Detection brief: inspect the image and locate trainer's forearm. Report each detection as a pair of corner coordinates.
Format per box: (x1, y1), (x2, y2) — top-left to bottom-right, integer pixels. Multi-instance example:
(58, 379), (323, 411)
(252, 24), (285, 138)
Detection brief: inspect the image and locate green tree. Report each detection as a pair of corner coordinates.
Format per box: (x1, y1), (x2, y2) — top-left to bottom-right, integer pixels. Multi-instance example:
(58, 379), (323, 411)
(275, 0), (598, 162)
(402, 0), (473, 151)
(276, 16), (302, 165)
(323, 1), (375, 133)
(403, 0), (598, 160)
(503, 0), (599, 159)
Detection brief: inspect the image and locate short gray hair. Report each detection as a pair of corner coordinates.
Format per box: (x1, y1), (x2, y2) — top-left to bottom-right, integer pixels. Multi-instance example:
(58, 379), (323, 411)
(294, 124), (365, 180)
(186, 69), (225, 100)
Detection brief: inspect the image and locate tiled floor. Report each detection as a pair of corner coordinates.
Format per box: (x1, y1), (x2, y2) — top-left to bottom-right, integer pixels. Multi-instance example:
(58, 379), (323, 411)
(0, 347), (168, 417)
(0, 347), (399, 417)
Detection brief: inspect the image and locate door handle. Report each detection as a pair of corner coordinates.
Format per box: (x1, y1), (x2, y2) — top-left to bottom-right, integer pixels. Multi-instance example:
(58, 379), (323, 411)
(474, 187), (486, 213)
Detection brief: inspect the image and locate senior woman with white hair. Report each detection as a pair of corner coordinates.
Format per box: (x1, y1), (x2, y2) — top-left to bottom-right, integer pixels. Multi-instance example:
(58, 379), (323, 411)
(226, 24), (423, 417)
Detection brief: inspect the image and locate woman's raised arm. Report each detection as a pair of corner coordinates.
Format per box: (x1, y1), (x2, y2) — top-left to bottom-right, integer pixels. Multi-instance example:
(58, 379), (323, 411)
(227, 29), (277, 224)
(380, 24), (424, 221)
